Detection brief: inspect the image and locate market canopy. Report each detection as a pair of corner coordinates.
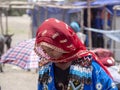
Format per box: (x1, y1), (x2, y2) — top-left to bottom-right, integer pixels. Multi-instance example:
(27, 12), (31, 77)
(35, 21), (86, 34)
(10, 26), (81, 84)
(91, 0), (120, 6)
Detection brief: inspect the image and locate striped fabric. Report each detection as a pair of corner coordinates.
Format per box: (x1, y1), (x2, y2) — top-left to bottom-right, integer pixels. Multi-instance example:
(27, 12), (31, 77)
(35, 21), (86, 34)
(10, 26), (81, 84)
(0, 38), (40, 69)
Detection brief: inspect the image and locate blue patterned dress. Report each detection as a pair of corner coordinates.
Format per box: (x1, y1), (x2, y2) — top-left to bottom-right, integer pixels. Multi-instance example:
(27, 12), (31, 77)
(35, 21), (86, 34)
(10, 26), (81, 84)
(38, 60), (118, 90)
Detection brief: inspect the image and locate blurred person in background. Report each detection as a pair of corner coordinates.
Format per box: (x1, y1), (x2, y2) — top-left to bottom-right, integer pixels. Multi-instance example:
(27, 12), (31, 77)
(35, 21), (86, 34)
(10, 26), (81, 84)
(70, 21), (86, 44)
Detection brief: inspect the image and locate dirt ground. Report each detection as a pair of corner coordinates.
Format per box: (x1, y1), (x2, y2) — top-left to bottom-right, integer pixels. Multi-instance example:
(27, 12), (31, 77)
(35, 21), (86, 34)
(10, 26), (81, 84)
(0, 65), (38, 90)
(0, 15), (38, 90)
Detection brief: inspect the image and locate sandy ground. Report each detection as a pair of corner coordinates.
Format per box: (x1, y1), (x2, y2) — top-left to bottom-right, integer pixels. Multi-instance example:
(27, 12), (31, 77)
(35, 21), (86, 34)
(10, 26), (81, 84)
(0, 65), (38, 90)
(0, 15), (38, 90)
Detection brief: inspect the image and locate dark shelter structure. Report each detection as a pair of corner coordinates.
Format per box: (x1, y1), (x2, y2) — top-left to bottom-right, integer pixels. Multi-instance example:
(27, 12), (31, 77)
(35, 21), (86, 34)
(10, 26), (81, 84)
(27, 0), (120, 49)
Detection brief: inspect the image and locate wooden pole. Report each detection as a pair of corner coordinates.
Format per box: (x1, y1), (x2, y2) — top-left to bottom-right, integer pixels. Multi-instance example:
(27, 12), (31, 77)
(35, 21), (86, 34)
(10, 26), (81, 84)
(5, 8), (9, 35)
(103, 7), (108, 48)
(112, 9), (117, 59)
(87, 0), (92, 49)
(45, 7), (48, 19)
(0, 9), (4, 34)
(80, 9), (84, 32)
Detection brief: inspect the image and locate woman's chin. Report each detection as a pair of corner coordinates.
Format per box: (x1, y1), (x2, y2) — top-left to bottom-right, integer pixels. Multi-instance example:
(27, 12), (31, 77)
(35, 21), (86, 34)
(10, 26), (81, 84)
(57, 62), (67, 64)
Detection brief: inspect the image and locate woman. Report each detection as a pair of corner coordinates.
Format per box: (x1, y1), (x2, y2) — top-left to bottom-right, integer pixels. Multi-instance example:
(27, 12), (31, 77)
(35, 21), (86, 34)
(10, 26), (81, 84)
(34, 18), (118, 90)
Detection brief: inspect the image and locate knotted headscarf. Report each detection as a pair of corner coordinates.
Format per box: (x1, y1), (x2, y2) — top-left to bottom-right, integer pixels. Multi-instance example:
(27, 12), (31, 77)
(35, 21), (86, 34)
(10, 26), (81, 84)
(35, 18), (86, 62)
(34, 18), (112, 78)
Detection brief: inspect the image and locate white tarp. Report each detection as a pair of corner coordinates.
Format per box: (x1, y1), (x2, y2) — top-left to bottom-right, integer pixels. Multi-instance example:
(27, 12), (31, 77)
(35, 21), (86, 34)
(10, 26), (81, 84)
(84, 27), (120, 42)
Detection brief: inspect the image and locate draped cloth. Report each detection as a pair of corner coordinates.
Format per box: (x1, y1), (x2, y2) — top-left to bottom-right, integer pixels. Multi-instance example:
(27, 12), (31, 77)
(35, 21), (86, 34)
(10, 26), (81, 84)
(34, 18), (112, 78)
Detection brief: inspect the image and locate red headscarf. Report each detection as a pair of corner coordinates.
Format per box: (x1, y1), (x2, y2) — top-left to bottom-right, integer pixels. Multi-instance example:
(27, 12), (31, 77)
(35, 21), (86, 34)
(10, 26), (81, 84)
(35, 18), (86, 62)
(34, 18), (112, 78)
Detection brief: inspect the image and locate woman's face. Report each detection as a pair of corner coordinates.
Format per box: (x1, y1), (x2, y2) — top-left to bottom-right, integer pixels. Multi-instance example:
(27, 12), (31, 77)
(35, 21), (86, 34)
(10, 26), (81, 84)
(41, 45), (71, 70)
(41, 45), (63, 59)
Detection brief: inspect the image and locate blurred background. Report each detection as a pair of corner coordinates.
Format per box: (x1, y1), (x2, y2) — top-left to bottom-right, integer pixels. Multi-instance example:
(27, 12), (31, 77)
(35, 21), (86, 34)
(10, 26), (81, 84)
(0, 0), (120, 90)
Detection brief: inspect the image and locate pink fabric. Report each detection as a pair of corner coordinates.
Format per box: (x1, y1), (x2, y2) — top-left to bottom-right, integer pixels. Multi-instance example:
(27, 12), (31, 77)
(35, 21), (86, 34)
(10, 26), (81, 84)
(100, 57), (115, 67)
(92, 48), (115, 67)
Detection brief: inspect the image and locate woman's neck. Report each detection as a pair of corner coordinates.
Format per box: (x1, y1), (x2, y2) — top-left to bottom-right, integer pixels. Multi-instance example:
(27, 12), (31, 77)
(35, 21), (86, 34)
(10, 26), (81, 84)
(54, 61), (72, 70)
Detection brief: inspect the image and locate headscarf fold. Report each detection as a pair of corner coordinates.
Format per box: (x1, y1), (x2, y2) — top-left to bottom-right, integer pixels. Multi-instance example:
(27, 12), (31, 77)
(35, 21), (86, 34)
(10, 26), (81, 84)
(34, 18), (112, 78)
